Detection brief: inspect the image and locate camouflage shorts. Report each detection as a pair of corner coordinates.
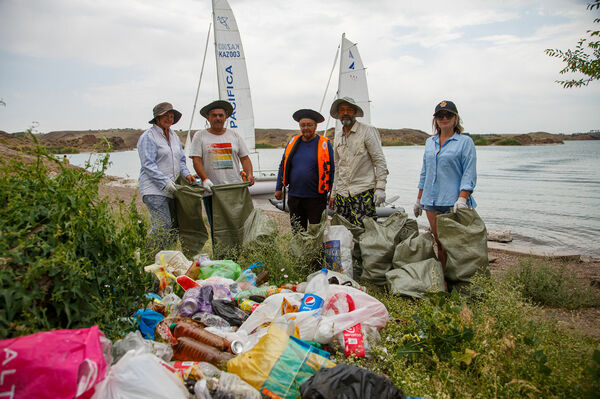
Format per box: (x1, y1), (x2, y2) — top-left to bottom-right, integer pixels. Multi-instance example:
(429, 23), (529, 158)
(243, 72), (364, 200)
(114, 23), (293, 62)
(334, 189), (375, 228)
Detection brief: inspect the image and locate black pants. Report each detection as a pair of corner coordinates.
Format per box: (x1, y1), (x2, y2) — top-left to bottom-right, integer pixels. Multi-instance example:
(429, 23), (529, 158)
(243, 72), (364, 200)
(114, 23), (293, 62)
(287, 195), (327, 232)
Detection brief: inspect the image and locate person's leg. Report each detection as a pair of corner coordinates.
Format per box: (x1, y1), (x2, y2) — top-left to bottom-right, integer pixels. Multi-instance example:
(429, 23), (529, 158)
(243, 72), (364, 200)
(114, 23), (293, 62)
(334, 194), (353, 224)
(143, 195), (175, 249)
(343, 189), (375, 228)
(305, 197), (327, 226)
(287, 195), (307, 232)
(425, 209), (447, 270)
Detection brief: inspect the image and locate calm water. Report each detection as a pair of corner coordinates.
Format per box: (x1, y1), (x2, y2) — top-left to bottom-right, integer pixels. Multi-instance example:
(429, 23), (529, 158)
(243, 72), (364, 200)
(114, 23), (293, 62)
(67, 140), (600, 257)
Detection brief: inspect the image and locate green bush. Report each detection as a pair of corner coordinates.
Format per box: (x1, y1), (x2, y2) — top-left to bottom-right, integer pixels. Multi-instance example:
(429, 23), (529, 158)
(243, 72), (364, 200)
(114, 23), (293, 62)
(255, 143), (276, 149)
(496, 138), (523, 146)
(47, 146), (79, 154)
(473, 137), (491, 146)
(509, 259), (600, 309)
(0, 142), (152, 340)
(382, 141), (412, 146)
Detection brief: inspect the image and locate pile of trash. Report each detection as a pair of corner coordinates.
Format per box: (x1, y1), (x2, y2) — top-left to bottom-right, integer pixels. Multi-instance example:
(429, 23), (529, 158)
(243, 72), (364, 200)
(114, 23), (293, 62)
(1, 249), (415, 399)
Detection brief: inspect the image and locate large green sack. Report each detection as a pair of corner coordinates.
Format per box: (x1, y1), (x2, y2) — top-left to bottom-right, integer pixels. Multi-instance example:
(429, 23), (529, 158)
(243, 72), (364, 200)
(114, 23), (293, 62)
(392, 232), (436, 268)
(290, 210), (328, 259)
(243, 208), (278, 246)
(359, 212), (419, 286)
(436, 208), (490, 286)
(173, 177), (208, 258)
(211, 182), (253, 252)
(386, 258), (445, 298)
(330, 213), (364, 278)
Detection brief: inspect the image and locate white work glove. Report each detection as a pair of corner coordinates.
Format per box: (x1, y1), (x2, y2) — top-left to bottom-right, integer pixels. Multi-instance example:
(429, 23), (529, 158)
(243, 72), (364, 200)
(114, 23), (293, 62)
(413, 201), (423, 218)
(164, 181), (177, 194)
(202, 178), (214, 193)
(453, 197), (468, 213)
(374, 189), (386, 207)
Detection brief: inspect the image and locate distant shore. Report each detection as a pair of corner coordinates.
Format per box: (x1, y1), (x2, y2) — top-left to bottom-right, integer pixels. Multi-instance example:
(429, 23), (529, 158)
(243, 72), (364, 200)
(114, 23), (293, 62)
(2, 128), (598, 154)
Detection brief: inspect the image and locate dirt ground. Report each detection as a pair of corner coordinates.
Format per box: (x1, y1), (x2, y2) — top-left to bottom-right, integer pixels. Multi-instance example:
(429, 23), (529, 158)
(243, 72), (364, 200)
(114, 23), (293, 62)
(97, 180), (600, 342)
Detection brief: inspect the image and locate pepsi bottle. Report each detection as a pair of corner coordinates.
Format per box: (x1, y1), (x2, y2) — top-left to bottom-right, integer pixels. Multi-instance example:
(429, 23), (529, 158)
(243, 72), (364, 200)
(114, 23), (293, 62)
(298, 268), (329, 312)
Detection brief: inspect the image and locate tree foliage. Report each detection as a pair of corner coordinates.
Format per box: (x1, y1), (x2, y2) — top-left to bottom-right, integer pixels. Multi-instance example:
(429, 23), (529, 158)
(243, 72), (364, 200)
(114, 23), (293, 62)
(545, 0), (600, 88)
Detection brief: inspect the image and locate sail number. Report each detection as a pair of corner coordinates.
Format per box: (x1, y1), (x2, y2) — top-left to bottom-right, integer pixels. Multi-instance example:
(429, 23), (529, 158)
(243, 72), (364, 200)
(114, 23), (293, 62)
(219, 50), (241, 58)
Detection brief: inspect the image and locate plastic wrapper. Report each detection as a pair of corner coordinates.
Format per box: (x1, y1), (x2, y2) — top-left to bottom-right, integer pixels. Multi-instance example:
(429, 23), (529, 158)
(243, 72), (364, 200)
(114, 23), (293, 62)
(200, 260), (242, 280)
(153, 250), (193, 276)
(238, 293), (304, 337)
(193, 312), (231, 328)
(323, 224), (354, 277)
(211, 299), (249, 327)
(178, 286), (214, 317)
(196, 361), (261, 399)
(134, 309), (165, 340)
(112, 331), (173, 363)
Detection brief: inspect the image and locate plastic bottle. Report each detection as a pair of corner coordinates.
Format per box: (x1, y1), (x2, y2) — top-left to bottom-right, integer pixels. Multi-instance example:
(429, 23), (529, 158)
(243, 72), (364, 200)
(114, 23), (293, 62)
(172, 336), (234, 368)
(298, 268), (329, 312)
(170, 323), (242, 354)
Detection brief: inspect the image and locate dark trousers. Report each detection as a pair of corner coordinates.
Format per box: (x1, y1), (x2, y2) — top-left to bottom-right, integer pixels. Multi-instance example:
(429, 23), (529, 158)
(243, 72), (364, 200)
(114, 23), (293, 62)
(288, 195), (327, 232)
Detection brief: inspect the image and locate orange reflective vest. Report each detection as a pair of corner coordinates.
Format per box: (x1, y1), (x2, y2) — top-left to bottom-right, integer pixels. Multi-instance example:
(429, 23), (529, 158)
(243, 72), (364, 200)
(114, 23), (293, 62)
(281, 134), (332, 194)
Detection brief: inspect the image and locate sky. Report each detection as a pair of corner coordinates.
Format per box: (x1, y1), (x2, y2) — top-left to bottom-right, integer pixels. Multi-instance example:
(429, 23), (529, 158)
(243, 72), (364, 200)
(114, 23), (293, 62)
(0, 0), (599, 135)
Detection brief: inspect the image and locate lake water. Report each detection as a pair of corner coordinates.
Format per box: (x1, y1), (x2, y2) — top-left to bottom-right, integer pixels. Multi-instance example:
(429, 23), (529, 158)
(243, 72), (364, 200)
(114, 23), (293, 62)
(67, 140), (600, 257)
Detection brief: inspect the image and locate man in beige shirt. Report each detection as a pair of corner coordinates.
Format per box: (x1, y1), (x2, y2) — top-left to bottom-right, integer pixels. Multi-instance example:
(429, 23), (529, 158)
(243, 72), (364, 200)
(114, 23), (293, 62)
(328, 97), (388, 227)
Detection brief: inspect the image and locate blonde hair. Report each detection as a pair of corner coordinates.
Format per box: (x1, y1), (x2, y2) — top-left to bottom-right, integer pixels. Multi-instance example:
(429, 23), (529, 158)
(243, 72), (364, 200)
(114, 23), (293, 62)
(432, 114), (463, 135)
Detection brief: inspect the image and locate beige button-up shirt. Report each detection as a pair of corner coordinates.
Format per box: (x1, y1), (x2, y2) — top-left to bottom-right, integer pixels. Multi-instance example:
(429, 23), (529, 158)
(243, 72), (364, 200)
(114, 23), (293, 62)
(332, 121), (388, 197)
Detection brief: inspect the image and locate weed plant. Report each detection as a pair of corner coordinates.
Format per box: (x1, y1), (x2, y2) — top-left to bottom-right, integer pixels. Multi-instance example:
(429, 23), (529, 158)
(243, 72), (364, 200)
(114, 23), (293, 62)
(0, 140), (153, 339)
(509, 259), (600, 309)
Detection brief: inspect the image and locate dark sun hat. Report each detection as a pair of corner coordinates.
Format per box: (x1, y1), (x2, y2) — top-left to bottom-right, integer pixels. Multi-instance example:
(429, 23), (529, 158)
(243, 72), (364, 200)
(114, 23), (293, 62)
(433, 100), (459, 116)
(200, 100), (233, 118)
(329, 96), (364, 119)
(149, 102), (182, 124)
(292, 109), (324, 124)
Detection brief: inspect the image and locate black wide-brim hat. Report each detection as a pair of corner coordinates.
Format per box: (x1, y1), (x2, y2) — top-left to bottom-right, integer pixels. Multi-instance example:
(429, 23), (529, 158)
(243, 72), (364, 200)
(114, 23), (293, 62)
(200, 100), (234, 118)
(292, 109), (325, 124)
(433, 100), (459, 116)
(149, 102), (182, 124)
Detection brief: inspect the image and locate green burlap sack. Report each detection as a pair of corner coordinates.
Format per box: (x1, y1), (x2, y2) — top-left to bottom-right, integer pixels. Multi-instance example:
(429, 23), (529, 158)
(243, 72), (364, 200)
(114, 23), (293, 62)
(386, 258), (445, 298)
(330, 213), (364, 279)
(290, 210), (328, 259)
(359, 212), (419, 286)
(392, 232), (436, 268)
(436, 208), (490, 286)
(211, 182), (253, 252)
(242, 208), (278, 246)
(173, 177), (208, 258)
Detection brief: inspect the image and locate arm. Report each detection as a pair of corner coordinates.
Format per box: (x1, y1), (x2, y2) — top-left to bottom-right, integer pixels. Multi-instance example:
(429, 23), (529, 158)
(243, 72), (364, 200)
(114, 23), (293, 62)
(275, 153), (285, 200)
(239, 155), (255, 186)
(364, 127), (388, 190)
(459, 138), (477, 196)
(138, 134), (171, 190)
(192, 156), (209, 181)
(177, 140), (194, 183)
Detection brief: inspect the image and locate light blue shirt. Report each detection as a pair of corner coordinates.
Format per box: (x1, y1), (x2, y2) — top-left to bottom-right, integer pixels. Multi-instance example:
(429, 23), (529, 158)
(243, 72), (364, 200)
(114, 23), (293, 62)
(418, 133), (477, 207)
(137, 125), (191, 198)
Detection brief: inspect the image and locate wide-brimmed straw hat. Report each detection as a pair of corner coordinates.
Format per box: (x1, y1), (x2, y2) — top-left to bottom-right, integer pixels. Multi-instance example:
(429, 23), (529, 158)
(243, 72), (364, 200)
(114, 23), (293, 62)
(292, 109), (325, 124)
(200, 100), (233, 118)
(149, 102), (182, 124)
(329, 96), (364, 119)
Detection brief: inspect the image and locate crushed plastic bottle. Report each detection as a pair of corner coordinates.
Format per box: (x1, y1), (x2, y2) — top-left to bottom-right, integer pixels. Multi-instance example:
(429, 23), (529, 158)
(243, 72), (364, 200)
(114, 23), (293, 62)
(298, 268), (329, 312)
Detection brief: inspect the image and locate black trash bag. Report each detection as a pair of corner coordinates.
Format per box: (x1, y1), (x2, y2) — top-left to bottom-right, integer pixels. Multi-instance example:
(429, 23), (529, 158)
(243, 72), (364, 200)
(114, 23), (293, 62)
(300, 364), (406, 399)
(211, 299), (248, 327)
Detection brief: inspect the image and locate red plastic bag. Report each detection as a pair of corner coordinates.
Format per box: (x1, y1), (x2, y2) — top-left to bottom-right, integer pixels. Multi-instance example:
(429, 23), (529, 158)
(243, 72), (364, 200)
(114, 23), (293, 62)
(0, 326), (108, 399)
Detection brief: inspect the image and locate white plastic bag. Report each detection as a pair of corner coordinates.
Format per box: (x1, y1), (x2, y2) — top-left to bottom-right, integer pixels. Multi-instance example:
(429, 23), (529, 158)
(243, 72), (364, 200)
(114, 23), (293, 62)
(323, 225), (354, 277)
(112, 331), (173, 363)
(92, 351), (188, 399)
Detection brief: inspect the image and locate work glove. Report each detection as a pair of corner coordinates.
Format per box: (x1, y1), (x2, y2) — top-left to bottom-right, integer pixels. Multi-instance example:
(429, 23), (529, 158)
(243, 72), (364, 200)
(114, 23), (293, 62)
(374, 189), (385, 207)
(164, 181), (177, 194)
(453, 197), (467, 213)
(202, 178), (214, 193)
(413, 201), (423, 218)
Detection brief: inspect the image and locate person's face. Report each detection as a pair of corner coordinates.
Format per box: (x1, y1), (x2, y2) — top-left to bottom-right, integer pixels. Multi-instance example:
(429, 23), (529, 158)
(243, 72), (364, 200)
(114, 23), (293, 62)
(299, 118), (317, 140)
(338, 103), (356, 127)
(156, 111), (174, 130)
(207, 108), (227, 130)
(434, 110), (456, 131)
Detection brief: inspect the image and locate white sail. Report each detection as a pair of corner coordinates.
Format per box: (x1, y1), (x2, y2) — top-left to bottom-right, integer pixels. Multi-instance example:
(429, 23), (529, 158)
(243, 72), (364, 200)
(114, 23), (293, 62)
(212, 0), (255, 151)
(335, 33), (371, 136)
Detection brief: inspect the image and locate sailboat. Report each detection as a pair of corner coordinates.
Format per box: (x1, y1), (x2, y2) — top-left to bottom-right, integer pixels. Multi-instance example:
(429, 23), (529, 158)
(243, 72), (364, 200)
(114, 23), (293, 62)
(185, 0), (276, 195)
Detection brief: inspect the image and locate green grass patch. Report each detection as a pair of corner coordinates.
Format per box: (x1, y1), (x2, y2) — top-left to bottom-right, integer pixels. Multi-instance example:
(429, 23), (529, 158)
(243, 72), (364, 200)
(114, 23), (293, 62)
(496, 138), (523, 145)
(508, 259), (600, 309)
(47, 146), (80, 154)
(255, 143), (276, 149)
(383, 141), (413, 146)
(473, 137), (491, 146)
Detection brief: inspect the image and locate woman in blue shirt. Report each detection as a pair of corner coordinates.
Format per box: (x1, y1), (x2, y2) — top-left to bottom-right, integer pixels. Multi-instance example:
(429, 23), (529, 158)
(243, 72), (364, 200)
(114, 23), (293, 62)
(413, 100), (477, 270)
(275, 109), (334, 231)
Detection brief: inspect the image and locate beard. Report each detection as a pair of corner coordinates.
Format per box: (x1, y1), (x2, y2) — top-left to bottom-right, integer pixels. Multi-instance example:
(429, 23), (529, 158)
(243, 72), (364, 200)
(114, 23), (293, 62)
(341, 117), (355, 127)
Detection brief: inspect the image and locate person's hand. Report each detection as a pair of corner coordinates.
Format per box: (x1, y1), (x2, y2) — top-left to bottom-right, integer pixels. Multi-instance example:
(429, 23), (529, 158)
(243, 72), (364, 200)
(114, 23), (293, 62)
(275, 190), (283, 200)
(453, 197), (467, 213)
(202, 178), (214, 193)
(328, 196), (335, 210)
(248, 175), (255, 186)
(374, 189), (386, 206)
(413, 201), (423, 217)
(185, 174), (195, 184)
(165, 181), (177, 194)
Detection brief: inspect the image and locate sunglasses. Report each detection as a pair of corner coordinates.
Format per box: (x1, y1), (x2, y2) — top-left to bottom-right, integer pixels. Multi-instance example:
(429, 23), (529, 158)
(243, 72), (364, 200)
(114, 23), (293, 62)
(435, 111), (456, 119)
